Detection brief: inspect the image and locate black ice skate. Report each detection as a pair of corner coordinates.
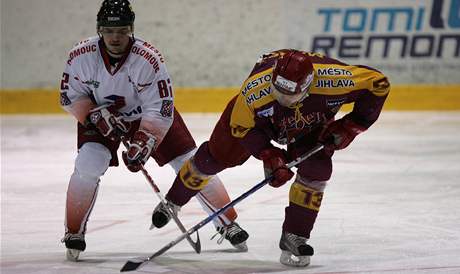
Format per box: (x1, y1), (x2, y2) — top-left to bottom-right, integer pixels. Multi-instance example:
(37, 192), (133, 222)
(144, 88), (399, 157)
(279, 231), (314, 267)
(62, 233), (86, 261)
(212, 222), (249, 251)
(151, 200), (181, 229)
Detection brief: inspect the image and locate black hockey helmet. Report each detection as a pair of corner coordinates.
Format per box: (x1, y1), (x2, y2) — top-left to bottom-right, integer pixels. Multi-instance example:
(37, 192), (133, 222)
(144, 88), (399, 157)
(97, 0), (135, 28)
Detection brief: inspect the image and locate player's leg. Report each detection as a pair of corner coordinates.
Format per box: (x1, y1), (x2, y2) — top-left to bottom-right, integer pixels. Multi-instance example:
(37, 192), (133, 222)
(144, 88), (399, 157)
(280, 145), (333, 267)
(164, 148), (249, 250)
(63, 142), (112, 260)
(159, 98), (249, 207)
(152, 106), (250, 249)
(163, 148), (239, 227)
(163, 97), (250, 205)
(62, 123), (119, 261)
(161, 141), (251, 250)
(197, 177), (249, 251)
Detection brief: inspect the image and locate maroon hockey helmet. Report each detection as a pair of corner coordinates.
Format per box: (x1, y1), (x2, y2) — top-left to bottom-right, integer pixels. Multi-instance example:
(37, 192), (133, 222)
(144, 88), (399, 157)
(271, 50), (314, 106)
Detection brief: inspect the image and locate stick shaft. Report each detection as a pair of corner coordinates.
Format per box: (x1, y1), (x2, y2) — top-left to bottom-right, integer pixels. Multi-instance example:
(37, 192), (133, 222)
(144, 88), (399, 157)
(145, 144), (325, 260)
(121, 138), (201, 253)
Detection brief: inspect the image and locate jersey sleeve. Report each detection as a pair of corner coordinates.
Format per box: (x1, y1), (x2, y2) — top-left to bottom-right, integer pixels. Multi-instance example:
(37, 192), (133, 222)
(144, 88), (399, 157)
(307, 52), (390, 128)
(229, 71), (276, 158)
(229, 92), (255, 138)
(135, 59), (174, 145)
(347, 66), (390, 128)
(229, 56), (278, 139)
(59, 51), (95, 121)
(230, 93), (275, 158)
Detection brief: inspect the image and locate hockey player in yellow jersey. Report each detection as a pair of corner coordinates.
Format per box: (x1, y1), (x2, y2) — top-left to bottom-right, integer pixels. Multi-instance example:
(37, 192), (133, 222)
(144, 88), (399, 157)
(152, 49), (390, 266)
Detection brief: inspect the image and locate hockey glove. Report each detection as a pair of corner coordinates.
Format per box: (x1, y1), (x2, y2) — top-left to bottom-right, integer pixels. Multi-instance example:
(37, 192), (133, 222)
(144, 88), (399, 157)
(122, 130), (156, 172)
(259, 147), (294, 188)
(88, 105), (130, 141)
(319, 117), (367, 151)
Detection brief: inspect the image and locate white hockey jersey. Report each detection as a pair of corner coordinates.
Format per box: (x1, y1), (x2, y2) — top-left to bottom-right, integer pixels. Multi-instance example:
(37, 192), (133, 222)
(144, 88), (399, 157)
(59, 36), (174, 143)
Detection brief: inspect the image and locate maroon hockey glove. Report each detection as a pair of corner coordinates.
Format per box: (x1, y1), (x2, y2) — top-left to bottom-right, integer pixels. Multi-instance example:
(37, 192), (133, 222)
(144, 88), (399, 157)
(259, 147), (294, 188)
(88, 105), (130, 141)
(122, 130), (156, 172)
(319, 117), (367, 151)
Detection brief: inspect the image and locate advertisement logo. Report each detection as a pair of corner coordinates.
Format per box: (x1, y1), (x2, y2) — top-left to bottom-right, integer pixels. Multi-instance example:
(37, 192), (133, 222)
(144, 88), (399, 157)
(311, 0), (460, 59)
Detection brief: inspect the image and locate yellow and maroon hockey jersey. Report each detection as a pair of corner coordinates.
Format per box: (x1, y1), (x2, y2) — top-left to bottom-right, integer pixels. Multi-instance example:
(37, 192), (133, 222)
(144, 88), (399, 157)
(230, 49), (390, 155)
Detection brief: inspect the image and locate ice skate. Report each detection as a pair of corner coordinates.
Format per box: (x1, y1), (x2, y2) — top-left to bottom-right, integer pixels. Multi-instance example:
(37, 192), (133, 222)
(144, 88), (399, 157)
(212, 222), (249, 251)
(279, 231), (314, 267)
(62, 233), (86, 261)
(151, 200), (181, 229)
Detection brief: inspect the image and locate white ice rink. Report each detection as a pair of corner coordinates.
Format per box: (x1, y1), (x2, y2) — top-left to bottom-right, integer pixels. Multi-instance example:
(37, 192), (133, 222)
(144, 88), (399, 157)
(2, 112), (460, 274)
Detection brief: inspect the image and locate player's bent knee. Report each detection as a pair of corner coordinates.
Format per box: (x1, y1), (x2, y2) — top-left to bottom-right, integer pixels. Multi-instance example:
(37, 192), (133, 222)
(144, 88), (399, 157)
(289, 177), (327, 212)
(168, 148), (197, 174)
(75, 142), (111, 181)
(179, 158), (211, 191)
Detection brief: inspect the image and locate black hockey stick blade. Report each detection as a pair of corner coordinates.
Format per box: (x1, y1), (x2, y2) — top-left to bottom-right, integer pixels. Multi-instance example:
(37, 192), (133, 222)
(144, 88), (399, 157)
(120, 258), (147, 272)
(120, 231), (189, 272)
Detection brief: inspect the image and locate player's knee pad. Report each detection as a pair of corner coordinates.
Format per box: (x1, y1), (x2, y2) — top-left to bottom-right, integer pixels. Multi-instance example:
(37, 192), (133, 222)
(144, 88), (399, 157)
(178, 158), (211, 191)
(168, 148), (198, 174)
(74, 142), (111, 182)
(289, 176), (327, 212)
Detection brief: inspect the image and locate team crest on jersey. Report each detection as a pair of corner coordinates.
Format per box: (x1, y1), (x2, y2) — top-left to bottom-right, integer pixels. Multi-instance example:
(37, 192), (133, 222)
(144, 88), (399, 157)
(256, 106), (274, 118)
(60, 92), (71, 106)
(160, 100), (173, 117)
(89, 111), (101, 124)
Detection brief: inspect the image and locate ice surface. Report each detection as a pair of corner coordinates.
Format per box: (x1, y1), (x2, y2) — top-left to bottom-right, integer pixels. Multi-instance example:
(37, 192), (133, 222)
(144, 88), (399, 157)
(2, 112), (460, 274)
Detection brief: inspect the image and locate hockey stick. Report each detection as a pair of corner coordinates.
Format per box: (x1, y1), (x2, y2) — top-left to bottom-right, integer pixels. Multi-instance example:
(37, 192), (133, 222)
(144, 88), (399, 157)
(120, 143), (324, 272)
(120, 137), (201, 254)
(89, 104), (200, 253)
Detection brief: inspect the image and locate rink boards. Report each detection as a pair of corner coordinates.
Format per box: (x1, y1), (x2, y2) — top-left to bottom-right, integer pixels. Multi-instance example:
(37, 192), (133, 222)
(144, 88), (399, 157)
(1, 85), (460, 114)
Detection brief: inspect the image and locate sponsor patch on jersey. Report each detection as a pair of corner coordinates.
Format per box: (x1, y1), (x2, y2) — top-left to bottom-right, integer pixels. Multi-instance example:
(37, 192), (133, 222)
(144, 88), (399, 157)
(317, 68), (352, 76)
(60, 92), (71, 106)
(326, 98), (346, 108)
(242, 74), (272, 96)
(245, 87), (271, 105)
(315, 79), (355, 88)
(83, 79), (100, 88)
(256, 106), (274, 118)
(160, 100), (173, 117)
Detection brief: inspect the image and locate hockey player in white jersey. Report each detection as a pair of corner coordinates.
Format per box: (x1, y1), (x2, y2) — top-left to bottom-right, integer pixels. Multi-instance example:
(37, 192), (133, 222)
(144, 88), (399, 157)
(60, 0), (248, 261)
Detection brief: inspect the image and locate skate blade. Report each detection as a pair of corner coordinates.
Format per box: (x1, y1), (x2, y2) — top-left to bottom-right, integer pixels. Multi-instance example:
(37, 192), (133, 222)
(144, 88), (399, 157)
(279, 250), (310, 267)
(233, 242), (248, 252)
(66, 248), (81, 261)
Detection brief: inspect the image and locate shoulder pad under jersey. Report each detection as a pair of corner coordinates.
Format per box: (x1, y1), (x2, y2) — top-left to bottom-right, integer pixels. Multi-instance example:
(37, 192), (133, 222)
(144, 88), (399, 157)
(130, 38), (165, 73)
(239, 68), (275, 108)
(66, 37), (99, 66)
